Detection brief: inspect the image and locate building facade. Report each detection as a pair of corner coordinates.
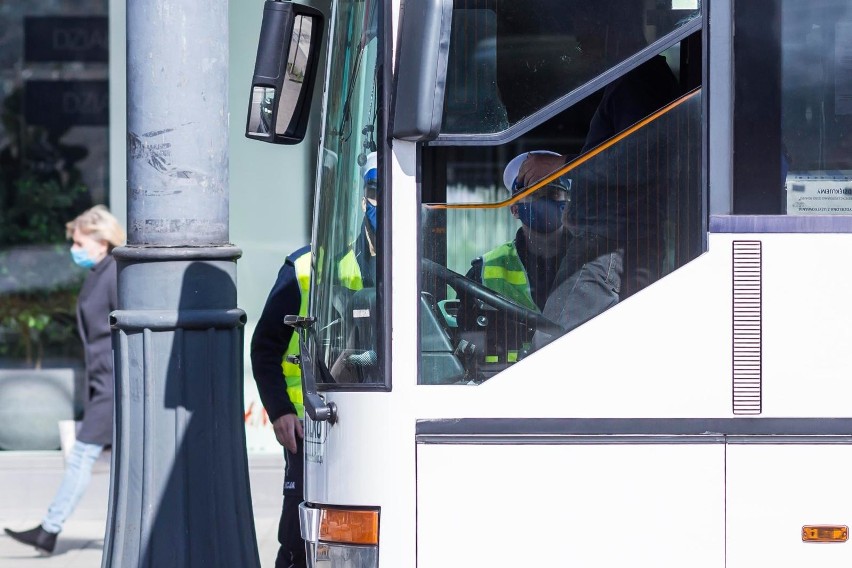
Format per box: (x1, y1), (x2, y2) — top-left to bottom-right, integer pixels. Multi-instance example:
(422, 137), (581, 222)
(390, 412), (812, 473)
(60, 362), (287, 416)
(0, 0), (318, 452)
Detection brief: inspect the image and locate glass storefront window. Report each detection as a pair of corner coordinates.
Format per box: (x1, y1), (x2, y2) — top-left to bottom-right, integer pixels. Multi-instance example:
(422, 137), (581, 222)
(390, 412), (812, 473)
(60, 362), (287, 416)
(0, 2), (109, 449)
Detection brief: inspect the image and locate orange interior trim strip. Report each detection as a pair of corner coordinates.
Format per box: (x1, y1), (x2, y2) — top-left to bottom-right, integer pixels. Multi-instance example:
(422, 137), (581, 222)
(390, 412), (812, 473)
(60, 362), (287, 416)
(425, 87), (701, 211)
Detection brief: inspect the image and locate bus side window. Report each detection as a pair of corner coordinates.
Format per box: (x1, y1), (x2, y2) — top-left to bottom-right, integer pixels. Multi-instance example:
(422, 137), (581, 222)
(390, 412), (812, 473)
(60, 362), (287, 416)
(734, 0), (852, 216)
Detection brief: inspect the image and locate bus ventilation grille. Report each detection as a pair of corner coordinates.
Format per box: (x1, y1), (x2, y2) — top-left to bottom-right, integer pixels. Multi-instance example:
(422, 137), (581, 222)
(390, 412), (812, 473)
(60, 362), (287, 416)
(732, 240), (761, 415)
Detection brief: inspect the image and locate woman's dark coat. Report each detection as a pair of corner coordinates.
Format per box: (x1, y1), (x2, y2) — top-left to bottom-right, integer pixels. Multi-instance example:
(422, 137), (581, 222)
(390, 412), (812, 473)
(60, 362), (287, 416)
(75, 253), (117, 446)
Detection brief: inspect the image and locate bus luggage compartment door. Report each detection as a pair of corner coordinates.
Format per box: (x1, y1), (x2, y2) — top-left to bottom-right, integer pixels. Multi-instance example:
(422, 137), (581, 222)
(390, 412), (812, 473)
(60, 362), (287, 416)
(727, 444), (852, 567)
(416, 442), (724, 567)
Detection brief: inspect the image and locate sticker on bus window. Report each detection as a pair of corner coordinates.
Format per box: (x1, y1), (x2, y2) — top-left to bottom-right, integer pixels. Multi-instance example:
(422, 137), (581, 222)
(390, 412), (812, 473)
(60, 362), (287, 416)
(786, 174), (852, 215)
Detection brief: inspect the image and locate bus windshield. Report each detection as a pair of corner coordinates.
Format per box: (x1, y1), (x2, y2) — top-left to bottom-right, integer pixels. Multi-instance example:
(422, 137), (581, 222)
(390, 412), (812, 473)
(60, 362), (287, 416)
(420, 89), (702, 385)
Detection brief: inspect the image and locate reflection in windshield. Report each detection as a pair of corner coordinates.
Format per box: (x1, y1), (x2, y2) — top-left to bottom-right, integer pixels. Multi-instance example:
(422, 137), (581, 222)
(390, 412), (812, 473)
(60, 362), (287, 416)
(442, 0), (701, 134)
(780, 0), (852, 215)
(311, 0), (384, 385)
(275, 15), (313, 135)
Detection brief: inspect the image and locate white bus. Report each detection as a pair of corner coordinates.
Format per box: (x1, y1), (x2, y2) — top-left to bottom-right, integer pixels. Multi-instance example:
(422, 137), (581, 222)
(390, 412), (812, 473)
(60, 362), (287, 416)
(247, 0), (852, 566)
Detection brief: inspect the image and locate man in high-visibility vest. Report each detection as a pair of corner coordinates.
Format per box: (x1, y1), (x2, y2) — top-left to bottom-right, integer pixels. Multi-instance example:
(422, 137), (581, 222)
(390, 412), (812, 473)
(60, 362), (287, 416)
(513, 15), (680, 349)
(459, 151), (570, 363)
(247, 155), (380, 566)
(336, 151), (378, 292)
(250, 244), (311, 568)
(328, 152), (382, 383)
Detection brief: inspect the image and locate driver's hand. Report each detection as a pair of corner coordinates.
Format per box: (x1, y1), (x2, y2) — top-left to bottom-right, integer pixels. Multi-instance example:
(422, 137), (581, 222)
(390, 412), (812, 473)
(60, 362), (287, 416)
(272, 413), (304, 454)
(517, 153), (566, 187)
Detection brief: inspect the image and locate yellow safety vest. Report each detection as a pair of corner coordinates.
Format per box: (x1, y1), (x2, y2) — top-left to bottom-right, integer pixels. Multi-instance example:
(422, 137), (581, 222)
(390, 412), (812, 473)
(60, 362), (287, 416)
(481, 242), (539, 312)
(480, 242), (538, 364)
(337, 248), (364, 291)
(280, 250), (311, 419)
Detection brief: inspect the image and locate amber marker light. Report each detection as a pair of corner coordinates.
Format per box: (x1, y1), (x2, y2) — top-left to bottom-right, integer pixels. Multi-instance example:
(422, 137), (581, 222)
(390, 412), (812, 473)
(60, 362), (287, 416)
(319, 508), (379, 545)
(802, 525), (848, 543)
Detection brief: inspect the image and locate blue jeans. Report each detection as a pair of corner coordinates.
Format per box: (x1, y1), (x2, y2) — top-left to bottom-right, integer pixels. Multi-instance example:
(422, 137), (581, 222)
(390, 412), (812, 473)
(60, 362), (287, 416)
(42, 441), (104, 533)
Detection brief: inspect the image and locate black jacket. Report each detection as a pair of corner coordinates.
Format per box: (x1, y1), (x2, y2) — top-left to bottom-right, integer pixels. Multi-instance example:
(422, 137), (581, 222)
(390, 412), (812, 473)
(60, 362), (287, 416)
(250, 245), (310, 422)
(75, 253), (118, 446)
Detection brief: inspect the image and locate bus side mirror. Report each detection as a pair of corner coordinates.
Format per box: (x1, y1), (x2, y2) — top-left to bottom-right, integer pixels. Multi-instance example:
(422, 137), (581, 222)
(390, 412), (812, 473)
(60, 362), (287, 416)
(392, 0), (453, 141)
(245, 1), (324, 145)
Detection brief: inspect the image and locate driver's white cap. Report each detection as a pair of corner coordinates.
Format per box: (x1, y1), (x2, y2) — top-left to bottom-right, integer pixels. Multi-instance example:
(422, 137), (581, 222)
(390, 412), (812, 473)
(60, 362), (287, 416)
(362, 151), (378, 183)
(503, 150), (562, 193)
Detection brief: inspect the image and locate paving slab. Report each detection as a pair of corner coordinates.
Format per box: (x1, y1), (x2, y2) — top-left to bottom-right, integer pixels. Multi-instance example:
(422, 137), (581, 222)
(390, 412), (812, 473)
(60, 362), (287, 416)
(0, 451), (286, 568)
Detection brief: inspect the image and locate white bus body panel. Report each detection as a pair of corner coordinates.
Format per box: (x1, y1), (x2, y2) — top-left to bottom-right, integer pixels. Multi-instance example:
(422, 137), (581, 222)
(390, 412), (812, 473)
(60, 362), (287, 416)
(417, 444), (725, 567)
(727, 444), (852, 567)
(305, 148), (852, 566)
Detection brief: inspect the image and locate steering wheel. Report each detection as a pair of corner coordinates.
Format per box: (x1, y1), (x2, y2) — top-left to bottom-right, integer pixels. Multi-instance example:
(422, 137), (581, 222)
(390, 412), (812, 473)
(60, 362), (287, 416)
(421, 258), (563, 337)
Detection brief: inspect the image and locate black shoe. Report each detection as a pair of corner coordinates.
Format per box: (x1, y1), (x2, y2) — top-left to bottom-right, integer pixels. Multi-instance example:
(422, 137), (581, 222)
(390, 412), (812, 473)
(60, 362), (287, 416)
(4, 525), (58, 555)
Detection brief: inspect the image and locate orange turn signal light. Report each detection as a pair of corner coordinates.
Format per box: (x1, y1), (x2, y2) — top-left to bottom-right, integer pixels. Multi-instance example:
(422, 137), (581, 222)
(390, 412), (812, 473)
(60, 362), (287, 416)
(802, 525), (848, 543)
(319, 508), (379, 545)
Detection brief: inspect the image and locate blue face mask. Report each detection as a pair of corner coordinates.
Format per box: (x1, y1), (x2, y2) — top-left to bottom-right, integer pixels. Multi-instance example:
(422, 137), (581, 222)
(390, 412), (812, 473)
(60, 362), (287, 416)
(517, 198), (565, 234)
(365, 201), (378, 231)
(71, 247), (96, 269)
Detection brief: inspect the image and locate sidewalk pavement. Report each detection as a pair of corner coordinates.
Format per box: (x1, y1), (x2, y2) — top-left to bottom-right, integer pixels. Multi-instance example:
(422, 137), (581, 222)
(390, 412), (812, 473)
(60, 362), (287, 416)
(0, 450), (286, 568)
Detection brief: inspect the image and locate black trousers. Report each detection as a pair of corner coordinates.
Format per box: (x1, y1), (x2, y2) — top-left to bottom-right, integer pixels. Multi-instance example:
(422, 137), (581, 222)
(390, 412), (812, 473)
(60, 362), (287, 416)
(276, 436), (306, 568)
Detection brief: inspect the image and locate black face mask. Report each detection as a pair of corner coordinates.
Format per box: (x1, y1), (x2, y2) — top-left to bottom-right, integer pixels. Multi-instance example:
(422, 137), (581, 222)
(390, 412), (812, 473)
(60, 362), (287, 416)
(517, 199), (565, 233)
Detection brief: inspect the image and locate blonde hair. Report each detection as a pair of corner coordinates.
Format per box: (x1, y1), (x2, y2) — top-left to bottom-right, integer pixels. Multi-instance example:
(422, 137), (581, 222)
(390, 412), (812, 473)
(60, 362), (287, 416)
(66, 205), (126, 250)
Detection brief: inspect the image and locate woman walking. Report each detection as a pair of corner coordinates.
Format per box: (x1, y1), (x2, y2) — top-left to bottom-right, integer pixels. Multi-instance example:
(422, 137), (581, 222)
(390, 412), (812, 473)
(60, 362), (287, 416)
(4, 205), (125, 555)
